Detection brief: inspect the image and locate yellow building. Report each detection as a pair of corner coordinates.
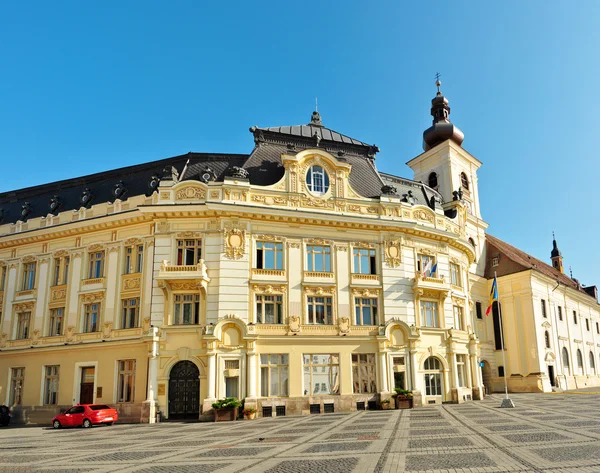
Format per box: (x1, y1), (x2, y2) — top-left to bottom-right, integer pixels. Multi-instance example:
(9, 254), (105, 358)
(0, 85), (505, 424)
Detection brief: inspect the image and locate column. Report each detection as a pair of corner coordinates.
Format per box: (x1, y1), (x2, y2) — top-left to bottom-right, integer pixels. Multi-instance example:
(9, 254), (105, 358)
(379, 352), (389, 393)
(451, 353), (460, 388)
(409, 349), (418, 391)
(247, 352), (258, 398)
(465, 355), (473, 388)
(142, 330), (159, 423)
(207, 352), (216, 400)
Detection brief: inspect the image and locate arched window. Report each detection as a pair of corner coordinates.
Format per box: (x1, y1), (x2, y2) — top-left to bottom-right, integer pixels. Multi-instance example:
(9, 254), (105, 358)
(468, 237), (476, 248)
(306, 165), (330, 196)
(460, 172), (469, 190)
(544, 331), (551, 349)
(590, 351), (596, 373)
(562, 347), (570, 370)
(423, 356), (443, 396)
(577, 349), (583, 369)
(428, 172), (438, 189)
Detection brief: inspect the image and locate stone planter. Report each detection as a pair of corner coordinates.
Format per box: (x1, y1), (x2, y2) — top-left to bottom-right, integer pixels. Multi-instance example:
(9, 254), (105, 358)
(214, 407), (238, 422)
(381, 402), (391, 410)
(244, 412), (256, 420)
(395, 396), (413, 409)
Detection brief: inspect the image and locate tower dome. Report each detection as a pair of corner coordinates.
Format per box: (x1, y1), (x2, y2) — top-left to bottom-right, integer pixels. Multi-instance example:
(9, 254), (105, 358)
(422, 80), (465, 151)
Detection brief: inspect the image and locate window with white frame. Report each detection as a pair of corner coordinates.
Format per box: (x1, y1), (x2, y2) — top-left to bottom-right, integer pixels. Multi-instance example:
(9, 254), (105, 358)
(353, 247), (377, 275)
(83, 303), (100, 333)
(453, 305), (464, 331)
(260, 354), (289, 397)
(117, 360), (136, 402)
(420, 300), (439, 328)
(10, 367), (24, 406)
(423, 356), (443, 396)
(541, 299), (547, 318)
(43, 365), (59, 405)
(306, 165), (330, 196)
(303, 354), (339, 395)
(307, 296), (333, 325)
(306, 245), (331, 272)
(52, 256), (70, 286)
(173, 294), (200, 325)
(256, 294), (284, 324)
(48, 307), (64, 336)
(22, 262), (36, 290)
(88, 251), (105, 279)
(544, 331), (551, 349)
(456, 355), (466, 387)
(450, 263), (461, 287)
(176, 239), (202, 266)
(124, 244), (144, 274)
(256, 241), (283, 270)
(15, 312), (31, 339)
(352, 354), (377, 393)
(354, 297), (378, 325)
(121, 298), (140, 329)
(573, 310), (578, 324)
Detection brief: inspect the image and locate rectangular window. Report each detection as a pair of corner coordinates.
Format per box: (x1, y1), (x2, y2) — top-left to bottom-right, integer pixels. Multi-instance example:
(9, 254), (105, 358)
(476, 301), (483, 319)
(586, 318), (590, 331)
(83, 303), (100, 333)
(177, 239), (202, 266)
(10, 367), (24, 406)
(22, 262), (36, 290)
(353, 248), (377, 275)
(124, 245), (144, 274)
(450, 263), (461, 287)
(44, 365), (59, 405)
(121, 298), (140, 329)
(256, 241), (283, 270)
(117, 360), (136, 403)
(573, 311), (578, 324)
(541, 299), (547, 318)
(307, 296), (333, 325)
(16, 312), (31, 339)
(416, 254), (435, 273)
(558, 306), (563, 321)
(306, 245), (331, 272)
(53, 256), (70, 286)
(354, 298), (378, 325)
(420, 300), (439, 328)
(456, 355), (466, 387)
(88, 251), (105, 279)
(0, 265), (6, 291)
(351, 354), (377, 394)
(260, 354), (289, 397)
(256, 295), (284, 324)
(303, 354), (339, 395)
(173, 294), (200, 325)
(48, 307), (64, 336)
(453, 305), (464, 331)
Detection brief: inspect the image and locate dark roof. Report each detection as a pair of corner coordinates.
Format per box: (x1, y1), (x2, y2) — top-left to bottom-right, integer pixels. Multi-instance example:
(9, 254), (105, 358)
(255, 124), (371, 147)
(485, 234), (597, 301)
(380, 173), (444, 209)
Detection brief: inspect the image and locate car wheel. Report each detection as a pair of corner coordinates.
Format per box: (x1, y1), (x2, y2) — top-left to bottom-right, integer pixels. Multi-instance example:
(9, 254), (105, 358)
(52, 420), (61, 429)
(82, 419), (92, 428)
(106, 422), (113, 426)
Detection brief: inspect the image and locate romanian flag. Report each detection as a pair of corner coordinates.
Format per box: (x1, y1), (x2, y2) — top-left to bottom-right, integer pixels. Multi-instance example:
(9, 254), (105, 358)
(485, 276), (498, 316)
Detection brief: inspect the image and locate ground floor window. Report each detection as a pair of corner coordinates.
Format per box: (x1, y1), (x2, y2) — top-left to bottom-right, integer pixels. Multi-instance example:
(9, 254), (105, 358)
(260, 354), (289, 397)
(456, 355), (466, 387)
(10, 367), (24, 406)
(44, 365), (60, 405)
(352, 354), (377, 393)
(303, 354), (339, 395)
(424, 356), (443, 396)
(117, 360), (136, 402)
(393, 356), (406, 390)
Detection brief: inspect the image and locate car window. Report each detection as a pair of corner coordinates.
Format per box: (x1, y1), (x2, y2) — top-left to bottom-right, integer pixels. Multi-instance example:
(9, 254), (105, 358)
(90, 405), (111, 410)
(72, 406), (85, 414)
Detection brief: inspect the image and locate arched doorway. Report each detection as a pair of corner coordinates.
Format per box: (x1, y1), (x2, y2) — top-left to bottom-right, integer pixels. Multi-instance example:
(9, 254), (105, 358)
(481, 360), (492, 394)
(423, 356), (444, 403)
(168, 361), (200, 420)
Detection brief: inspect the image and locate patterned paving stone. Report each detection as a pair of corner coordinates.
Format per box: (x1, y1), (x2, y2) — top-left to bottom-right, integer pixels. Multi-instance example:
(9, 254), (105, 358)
(534, 444), (600, 462)
(274, 428), (315, 434)
(135, 465), (231, 473)
(405, 452), (496, 470)
(327, 431), (380, 440)
(557, 420), (600, 427)
(486, 424), (538, 431)
(265, 458), (359, 473)
(303, 441), (372, 453)
(408, 436), (473, 448)
(408, 427), (459, 436)
(195, 447), (271, 457)
(502, 431), (571, 443)
(85, 451), (164, 462)
(343, 423), (383, 430)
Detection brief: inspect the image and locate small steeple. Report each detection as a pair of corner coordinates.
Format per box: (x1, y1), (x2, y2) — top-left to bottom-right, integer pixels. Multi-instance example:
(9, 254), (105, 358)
(551, 232), (564, 273)
(422, 74), (465, 151)
(309, 102), (323, 127)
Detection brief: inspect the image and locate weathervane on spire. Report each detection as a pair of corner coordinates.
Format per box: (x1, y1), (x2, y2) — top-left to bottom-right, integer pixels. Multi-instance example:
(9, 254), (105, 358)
(315, 97), (318, 112)
(435, 72), (442, 93)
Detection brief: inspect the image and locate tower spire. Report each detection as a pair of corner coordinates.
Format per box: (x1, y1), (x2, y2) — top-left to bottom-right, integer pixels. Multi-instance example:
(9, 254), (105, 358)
(551, 232), (564, 274)
(422, 75), (465, 151)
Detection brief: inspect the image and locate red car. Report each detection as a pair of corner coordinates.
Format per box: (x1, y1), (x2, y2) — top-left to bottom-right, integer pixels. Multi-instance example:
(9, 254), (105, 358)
(52, 404), (118, 429)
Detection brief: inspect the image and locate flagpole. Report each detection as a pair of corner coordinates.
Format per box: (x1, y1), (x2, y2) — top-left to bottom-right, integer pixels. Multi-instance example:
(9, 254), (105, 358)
(495, 271), (515, 408)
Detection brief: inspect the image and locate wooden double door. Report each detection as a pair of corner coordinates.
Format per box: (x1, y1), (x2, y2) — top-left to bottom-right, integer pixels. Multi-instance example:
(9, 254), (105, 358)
(168, 361), (200, 420)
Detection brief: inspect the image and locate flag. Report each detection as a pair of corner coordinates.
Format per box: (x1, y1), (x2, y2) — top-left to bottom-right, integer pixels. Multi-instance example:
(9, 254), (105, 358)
(486, 276), (498, 315)
(422, 259), (432, 277)
(430, 262), (438, 276)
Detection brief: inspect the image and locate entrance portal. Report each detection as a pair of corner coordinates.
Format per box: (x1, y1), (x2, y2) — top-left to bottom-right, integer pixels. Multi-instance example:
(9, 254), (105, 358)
(80, 367), (95, 404)
(168, 361), (200, 420)
(548, 365), (556, 387)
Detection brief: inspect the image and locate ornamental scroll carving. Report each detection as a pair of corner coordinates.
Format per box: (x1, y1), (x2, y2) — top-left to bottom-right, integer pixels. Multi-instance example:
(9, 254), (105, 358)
(53, 250), (69, 258)
(256, 234), (282, 242)
(81, 291), (105, 304)
(32, 329), (40, 345)
(175, 187), (206, 200)
(286, 242), (300, 249)
(88, 244), (104, 252)
(21, 255), (36, 263)
(352, 288), (380, 297)
(223, 227), (246, 260)
(66, 326), (75, 342)
(384, 238), (402, 267)
(303, 286), (335, 296)
(252, 284), (287, 294)
(123, 277), (141, 291)
(51, 287), (67, 301)
(338, 317), (350, 334)
(123, 238), (142, 246)
(288, 315), (301, 333)
(14, 301), (35, 312)
(451, 296), (465, 307)
(413, 209), (434, 224)
(0, 333), (7, 348)
(170, 281), (204, 291)
(352, 242), (376, 249)
(305, 238), (331, 245)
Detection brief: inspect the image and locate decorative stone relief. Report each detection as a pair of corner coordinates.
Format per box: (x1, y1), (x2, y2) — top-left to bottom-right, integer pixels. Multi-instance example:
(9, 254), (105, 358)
(223, 227), (246, 260)
(252, 284), (287, 294)
(21, 255), (36, 263)
(338, 317), (350, 334)
(102, 322), (113, 339)
(88, 244), (104, 252)
(384, 238), (402, 267)
(0, 333), (7, 348)
(123, 238), (142, 246)
(13, 301), (35, 312)
(286, 242), (300, 249)
(123, 277), (141, 291)
(176, 231), (202, 238)
(175, 187), (206, 200)
(352, 241), (376, 249)
(170, 281), (204, 291)
(32, 329), (40, 345)
(256, 234), (282, 242)
(66, 326), (75, 342)
(288, 315), (301, 333)
(305, 238), (331, 245)
(413, 209), (434, 224)
(143, 316), (152, 334)
(451, 296), (465, 307)
(304, 286), (335, 296)
(335, 245), (348, 252)
(81, 291), (105, 304)
(51, 287), (67, 301)
(53, 249), (69, 258)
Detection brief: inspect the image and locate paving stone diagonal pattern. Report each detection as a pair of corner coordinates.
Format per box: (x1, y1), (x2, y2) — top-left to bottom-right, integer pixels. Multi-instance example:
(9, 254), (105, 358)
(5, 392), (600, 472)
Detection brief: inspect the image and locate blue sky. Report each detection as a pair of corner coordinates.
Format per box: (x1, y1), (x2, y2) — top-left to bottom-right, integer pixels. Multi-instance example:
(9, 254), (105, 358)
(1, 2), (598, 287)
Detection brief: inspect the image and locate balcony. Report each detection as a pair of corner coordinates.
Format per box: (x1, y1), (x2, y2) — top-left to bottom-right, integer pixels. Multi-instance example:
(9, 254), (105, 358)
(157, 260), (211, 292)
(413, 271), (449, 297)
(350, 273), (381, 286)
(251, 268), (286, 280)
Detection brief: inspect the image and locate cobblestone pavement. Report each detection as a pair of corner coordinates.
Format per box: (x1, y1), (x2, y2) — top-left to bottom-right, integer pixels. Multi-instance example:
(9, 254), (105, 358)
(3, 393), (600, 472)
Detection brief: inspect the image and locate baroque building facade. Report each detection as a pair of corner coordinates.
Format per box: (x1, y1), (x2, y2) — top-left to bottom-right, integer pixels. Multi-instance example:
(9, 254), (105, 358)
(0, 85), (595, 424)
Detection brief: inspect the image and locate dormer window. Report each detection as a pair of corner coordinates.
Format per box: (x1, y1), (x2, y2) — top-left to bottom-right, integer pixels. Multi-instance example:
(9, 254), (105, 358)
(460, 172), (469, 190)
(306, 166), (329, 196)
(492, 257), (499, 267)
(428, 172), (438, 189)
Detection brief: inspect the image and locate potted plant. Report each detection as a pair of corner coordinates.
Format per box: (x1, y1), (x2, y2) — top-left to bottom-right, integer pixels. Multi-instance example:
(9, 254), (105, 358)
(393, 388), (413, 409)
(212, 397), (242, 422)
(242, 407), (257, 420)
(380, 399), (391, 410)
